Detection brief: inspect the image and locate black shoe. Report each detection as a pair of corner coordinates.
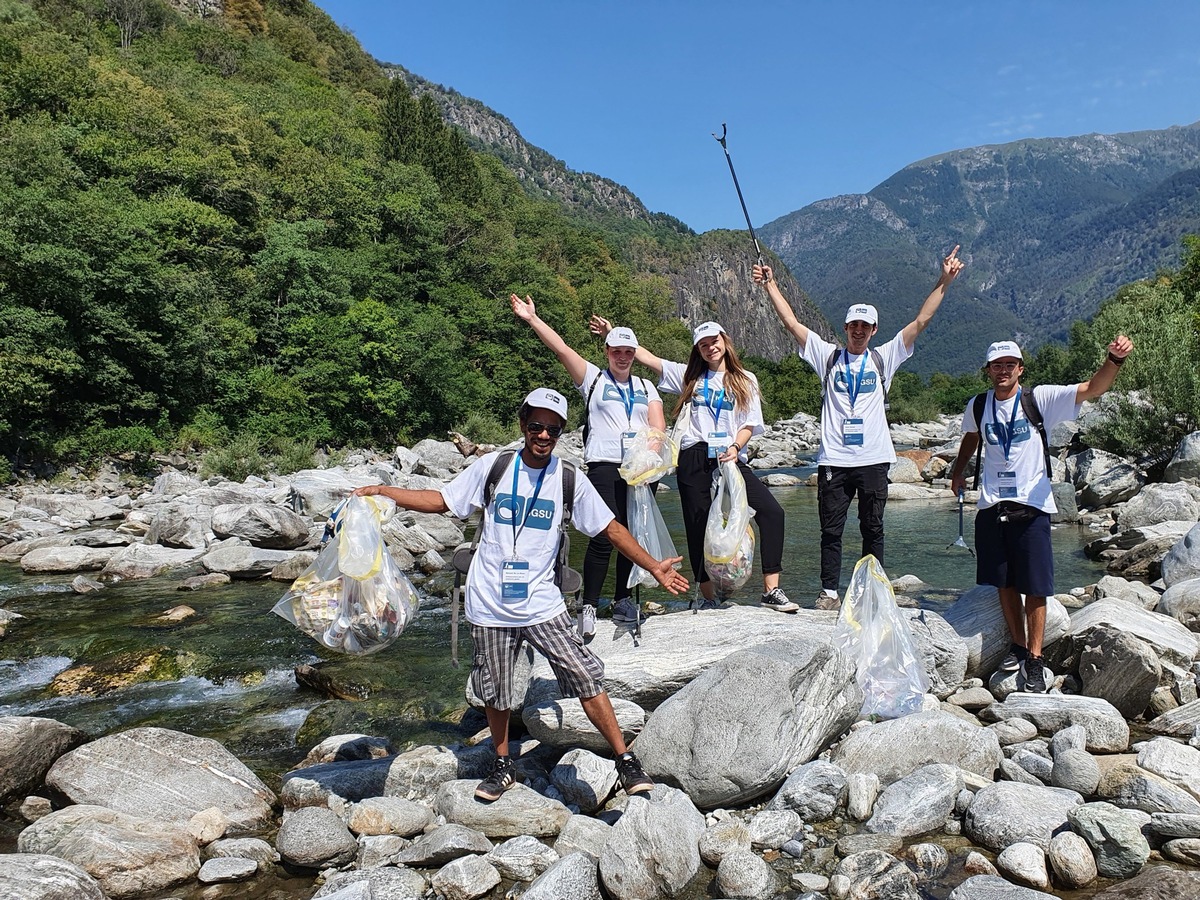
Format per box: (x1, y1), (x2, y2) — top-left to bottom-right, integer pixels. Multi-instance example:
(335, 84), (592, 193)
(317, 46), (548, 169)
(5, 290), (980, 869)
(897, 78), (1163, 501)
(611, 597), (641, 625)
(615, 751), (654, 795)
(1000, 642), (1028, 673)
(760, 587), (799, 613)
(1020, 654), (1052, 693)
(474, 755), (519, 801)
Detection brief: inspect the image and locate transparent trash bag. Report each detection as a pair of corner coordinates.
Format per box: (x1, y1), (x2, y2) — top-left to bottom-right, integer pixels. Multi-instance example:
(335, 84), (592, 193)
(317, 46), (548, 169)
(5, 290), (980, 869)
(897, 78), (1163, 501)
(618, 427), (678, 487)
(831, 554), (930, 719)
(704, 461), (755, 593)
(626, 484), (679, 589)
(273, 495), (418, 656)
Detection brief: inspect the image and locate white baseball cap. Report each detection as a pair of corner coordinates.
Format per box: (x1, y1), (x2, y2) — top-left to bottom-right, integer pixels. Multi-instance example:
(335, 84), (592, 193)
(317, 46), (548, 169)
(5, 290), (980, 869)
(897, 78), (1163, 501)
(845, 304), (879, 326)
(985, 341), (1024, 364)
(605, 327), (639, 349)
(692, 321), (727, 345)
(521, 388), (569, 423)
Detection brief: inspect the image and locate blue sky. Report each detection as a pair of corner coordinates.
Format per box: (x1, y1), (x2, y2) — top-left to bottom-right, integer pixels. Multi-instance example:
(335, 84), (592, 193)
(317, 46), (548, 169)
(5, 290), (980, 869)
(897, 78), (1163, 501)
(317, 1), (1200, 234)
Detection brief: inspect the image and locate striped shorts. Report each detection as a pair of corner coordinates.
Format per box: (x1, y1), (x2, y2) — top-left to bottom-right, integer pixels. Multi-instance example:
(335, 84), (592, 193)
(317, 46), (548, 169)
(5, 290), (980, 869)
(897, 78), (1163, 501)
(469, 611), (605, 710)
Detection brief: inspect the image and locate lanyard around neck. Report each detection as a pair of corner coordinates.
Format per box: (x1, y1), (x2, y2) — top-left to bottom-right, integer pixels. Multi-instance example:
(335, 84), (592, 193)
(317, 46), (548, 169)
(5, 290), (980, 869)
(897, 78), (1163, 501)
(703, 372), (727, 431)
(509, 455), (549, 551)
(843, 349), (869, 413)
(991, 387), (1023, 462)
(606, 369), (636, 426)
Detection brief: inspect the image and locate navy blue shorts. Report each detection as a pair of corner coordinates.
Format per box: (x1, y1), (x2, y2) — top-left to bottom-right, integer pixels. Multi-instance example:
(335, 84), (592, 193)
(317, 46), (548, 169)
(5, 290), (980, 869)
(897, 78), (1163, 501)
(974, 504), (1054, 597)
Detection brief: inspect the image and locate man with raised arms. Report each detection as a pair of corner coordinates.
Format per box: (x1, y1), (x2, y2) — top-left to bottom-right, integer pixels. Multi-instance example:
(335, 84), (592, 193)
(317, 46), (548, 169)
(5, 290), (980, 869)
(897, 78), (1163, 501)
(753, 247), (964, 604)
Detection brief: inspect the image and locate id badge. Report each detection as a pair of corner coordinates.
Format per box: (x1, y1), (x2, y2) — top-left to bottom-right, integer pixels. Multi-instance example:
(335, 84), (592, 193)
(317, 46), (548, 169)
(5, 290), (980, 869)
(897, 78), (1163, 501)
(621, 430), (638, 456)
(501, 559), (530, 601)
(997, 471), (1018, 499)
(843, 418), (865, 447)
(707, 430), (730, 458)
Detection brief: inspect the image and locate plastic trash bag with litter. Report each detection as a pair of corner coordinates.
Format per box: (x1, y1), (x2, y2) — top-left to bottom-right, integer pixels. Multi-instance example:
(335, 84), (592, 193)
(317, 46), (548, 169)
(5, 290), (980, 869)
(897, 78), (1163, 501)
(703, 461), (755, 594)
(618, 427), (678, 487)
(626, 484), (679, 589)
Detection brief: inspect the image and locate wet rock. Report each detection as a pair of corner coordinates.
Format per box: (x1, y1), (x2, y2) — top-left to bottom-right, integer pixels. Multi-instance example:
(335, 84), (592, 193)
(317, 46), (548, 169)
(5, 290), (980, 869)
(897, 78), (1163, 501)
(1096, 762), (1200, 814)
(152, 605), (195, 624)
(18, 804), (199, 898)
(0, 853), (107, 899)
(483, 834), (558, 881)
(982, 694), (1129, 752)
(71, 575), (104, 593)
(522, 697), (643, 754)
(197, 857), (256, 883)
(964, 781), (1083, 852)
(866, 763), (962, 837)
(716, 849), (780, 900)
(522, 851), (602, 900)
(46, 726), (276, 833)
(831, 849), (918, 900)
(997, 841), (1049, 890)
(1069, 801), (1150, 878)
(396, 823), (493, 866)
(832, 711), (1002, 785)
(0, 716), (87, 803)
(949, 874), (1056, 899)
(598, 785), (705, 900)
(436, 780), (570, 838)
(766, 759), (848, 819)
(431, 854), (500, 900)
(48, 648), (199, 697)
(347, 797), (433, 837)
(177, 573), (231, 590)
(276, 806), (357, 869)
(101, 543), (206, 579)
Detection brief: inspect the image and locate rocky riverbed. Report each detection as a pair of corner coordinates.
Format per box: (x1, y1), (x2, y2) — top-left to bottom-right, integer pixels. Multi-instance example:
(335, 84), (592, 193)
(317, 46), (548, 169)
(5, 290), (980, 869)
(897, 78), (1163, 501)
(2, 418), (1200, 899)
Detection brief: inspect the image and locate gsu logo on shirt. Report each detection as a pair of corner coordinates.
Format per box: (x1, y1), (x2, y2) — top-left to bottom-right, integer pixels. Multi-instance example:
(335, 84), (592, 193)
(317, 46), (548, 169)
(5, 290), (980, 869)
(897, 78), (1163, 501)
(832, 370), (879, 394)
(493, 494), (555, 531)
(984, 421), (1031, 446)
(602, 384), (648, 405)
(690, 384), (733, 410)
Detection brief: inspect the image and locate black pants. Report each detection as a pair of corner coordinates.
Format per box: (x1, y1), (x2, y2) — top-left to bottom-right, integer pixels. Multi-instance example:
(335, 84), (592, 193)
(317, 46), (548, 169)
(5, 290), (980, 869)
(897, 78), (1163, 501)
(676, 444), (784, 585)
(817, 463), (889, 591)
(582, 462), (657, 603)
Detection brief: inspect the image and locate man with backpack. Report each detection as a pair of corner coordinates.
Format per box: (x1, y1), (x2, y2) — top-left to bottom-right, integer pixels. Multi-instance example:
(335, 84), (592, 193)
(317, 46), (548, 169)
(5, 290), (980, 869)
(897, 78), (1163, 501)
(354, 388), (688, 802)
(949, 336), (1134, 692)
(753, 246), (964, 605)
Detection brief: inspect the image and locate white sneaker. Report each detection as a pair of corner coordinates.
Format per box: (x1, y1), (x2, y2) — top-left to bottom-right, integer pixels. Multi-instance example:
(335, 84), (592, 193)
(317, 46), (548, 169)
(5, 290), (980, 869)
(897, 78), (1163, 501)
(577, 604), (597, 640)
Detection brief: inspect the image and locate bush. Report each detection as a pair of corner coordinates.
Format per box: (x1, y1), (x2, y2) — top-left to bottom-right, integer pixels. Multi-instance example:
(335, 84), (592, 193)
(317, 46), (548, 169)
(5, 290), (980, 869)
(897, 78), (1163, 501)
(452, 410), (516, 446)
(53, 424), (163, 462)
(201, 433), (267, 481)
(175, 408), (228, 451)
(269, 436), (315, 475)
(0, 457), (11, 484)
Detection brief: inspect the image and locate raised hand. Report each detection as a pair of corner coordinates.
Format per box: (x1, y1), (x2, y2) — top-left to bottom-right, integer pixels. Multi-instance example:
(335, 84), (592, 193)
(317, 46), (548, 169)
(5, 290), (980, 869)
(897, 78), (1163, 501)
(588, 315), (612, 338)
(752, 264), (773, 284)
(1108, 334), (1133, 360)
(510, 293), (536, 322)
(942, 245), (963, 283)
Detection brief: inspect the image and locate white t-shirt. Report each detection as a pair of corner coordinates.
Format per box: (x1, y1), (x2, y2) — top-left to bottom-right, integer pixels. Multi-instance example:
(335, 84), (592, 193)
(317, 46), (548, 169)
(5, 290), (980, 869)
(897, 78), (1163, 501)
(658, 361), (764, 462)
(961, 384), (1080, 513)
(441, 451), (615, 627)
(800, 332), (913, 467)
(578, 363), (662, 464)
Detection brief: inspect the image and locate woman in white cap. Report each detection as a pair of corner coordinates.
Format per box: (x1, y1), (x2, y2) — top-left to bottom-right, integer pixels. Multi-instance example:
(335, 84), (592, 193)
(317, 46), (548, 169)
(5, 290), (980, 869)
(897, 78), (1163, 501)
(510, 294), (665, 636)
(590, 317), (797, 613)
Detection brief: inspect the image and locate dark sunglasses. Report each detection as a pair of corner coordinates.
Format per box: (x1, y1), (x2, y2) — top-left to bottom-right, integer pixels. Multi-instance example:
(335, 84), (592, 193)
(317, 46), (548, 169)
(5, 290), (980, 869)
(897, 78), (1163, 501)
(525, 422), (563, 438)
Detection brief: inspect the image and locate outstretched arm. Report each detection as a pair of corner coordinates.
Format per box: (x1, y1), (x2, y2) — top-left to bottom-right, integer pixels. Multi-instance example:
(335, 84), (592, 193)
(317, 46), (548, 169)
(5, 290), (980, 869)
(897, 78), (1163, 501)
(900, 245), (964, 351)
(753, 264), (811, 351)
(510, 294), (589, 386)
(1076, 335), (1134, 403)
(589, 315), (665, 379)
(605, 520), (689, 594)
(353, 484), (449, 513)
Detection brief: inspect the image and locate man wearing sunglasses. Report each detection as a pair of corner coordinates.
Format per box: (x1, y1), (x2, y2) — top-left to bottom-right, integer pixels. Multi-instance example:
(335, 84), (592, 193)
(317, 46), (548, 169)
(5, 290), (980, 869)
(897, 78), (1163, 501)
(355, 388), (688, 802)
(950, 336), (1133, 693)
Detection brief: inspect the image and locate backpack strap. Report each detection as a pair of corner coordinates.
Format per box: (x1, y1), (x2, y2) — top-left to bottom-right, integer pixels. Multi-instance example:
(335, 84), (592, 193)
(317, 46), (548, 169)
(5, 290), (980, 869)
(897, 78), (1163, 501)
(971, 392), (988, 491)
(970, 390), (1051, 493)
(822, 347), (891, 409)
(580, 371), (603, 451)
(555, 461), (580, 596)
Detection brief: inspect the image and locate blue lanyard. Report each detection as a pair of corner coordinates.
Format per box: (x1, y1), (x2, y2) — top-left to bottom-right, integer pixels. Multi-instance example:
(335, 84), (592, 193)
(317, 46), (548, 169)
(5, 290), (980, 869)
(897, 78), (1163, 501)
(509, 455), (549, 551)
(991, 387), (1022, 462)
(843, 349), (869, 413)
(703, 372), (727, 431)
(606, 369), (636, 426)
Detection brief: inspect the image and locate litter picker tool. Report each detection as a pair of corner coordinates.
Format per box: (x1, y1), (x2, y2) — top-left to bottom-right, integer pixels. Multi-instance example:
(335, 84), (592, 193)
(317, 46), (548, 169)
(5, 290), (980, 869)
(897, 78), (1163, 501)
(947, 489), (975, 556)
(712, 123), (763, 264)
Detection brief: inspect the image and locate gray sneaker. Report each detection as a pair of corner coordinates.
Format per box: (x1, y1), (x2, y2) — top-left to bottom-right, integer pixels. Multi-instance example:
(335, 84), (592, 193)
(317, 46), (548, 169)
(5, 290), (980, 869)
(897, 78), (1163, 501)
(814, 590), (840, 611)
(761, 587), (799, 613)
(577, 604), (597, 641)
(611, 598), (641, 626)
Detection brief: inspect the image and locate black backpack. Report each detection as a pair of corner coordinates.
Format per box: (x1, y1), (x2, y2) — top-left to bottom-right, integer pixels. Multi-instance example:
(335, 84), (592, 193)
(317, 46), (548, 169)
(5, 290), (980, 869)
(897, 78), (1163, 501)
(970, 390), (1050, 491)
(448, 449), (581, 666)
(823, 347), (890, 410)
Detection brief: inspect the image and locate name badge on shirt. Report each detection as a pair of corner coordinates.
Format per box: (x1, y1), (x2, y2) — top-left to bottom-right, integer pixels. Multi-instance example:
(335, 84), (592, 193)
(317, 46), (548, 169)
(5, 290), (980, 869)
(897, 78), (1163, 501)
(621, 430), (638, 456)
(997, 470), (1018, 499)
(843, 418), (865, 446)
(501, 558), (530, 601)
(707, 430), (730, 458)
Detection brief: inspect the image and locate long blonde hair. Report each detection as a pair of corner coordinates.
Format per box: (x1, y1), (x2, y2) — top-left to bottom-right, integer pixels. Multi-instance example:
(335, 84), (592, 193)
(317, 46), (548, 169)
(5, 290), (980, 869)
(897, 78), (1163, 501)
(672, 337), (755, 420)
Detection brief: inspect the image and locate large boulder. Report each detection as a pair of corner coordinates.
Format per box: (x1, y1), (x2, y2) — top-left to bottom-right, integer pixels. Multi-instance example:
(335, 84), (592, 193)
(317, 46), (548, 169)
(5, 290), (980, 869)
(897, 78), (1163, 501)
(981, 694), (1129, 752)
(949, 874), (1057, 899)
(46, 727), (276, 833)
(19, 494), (124, 523)
(0, 853), (106, 900)
(1165, 432), (1200, 483)
(1163, 523), (1200, 587)
(964, 782), (1084, 852)
(865, 763), (963, 838)
(523, 852), (603, 900)
(1076, 625), (1162, 718)
(598, 786), (706, 900)
(943, 586), (1070, 678)
(210, 503), (310, 549)
(1136, 738), (1200, 801)
(1159, 577), (1200, 632)
(100, 543), (206, 579)
(20, 546), (115, 574)
(1120, 482), (1200, 530)
(1067, 599), (1199, 679)
(200, 541), (293, 578)
(435, 781), (571, 838)
(17, 805), (200, 899)
(1074, 449), (1144, 508)
(633, 637), (861, 807)
(522, 697), (644, 753)
(832, 711), (1002, 785)
(0, 716), (87, 802)
(145, 502), (214, 549)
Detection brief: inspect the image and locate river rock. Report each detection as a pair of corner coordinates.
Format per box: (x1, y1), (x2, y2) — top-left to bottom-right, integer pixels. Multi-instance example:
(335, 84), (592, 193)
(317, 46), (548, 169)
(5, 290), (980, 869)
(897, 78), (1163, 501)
(0, 853), (107, 899)
(1136, 737), (1200, 800)
(1077, 625), (1161, 718)
(413, 439), (472, 479)
(200, 541), (292, 577)
(553, 814), (612, 861)
(430, 854), (500, 900)
(276, 806), (357, 869)
(1095, 762), (1200, 814)
(483, 834), (558, 881)
(949, 874), (1057, 899)
(347, 797), (433, 837)
(1047, 830), (1097, 888)
(1069, 801), (1150, 878)
(1163, 523), (1200, 587)
(435, 780), (570, 838)
(197, 857), (257, 883)
(832, 849), (918, 900)
(905, 841), (949, 878)
(522, 852), (603, 900)
(18, 804), (199, 898)
(888, 457), (922, 484)
(866, 763), (962, 838)
(747, 808), (801, 849)
(698, 820), (752, 866)
(716, 849), (780, 900)
(1148, 812), (1200, 839)
(1146, 698), (1200, 738)
(901, 606), (970, 697)
(45, 726), (276, 833)
(832, 711), (1002, 785)
(598, 785), (704, 900)
(964, 781), (1083, 851)
(209, 503), (311, 549)
(177, 572), (230, 590)
(312, 866), (429, 899)
(0, 716), (87, 802)
(1158, 577), (1200, 632)
(19, 494), (124, 523)
(1093, 575), (1161, 609)
(1107, 534), (1182, 580)
(989, 718), (1039, 746)
(982, 694), (1129, 752)
(1165, 432), (1200, 483)
(633, 637), (860, 807)
(766, 759), (847, 820)
(146, 502), (213, 549)
(846, 772), (880, 821)
(1049, 748), (1100, 795)
(1121, 482), (1200, 530)
(943, 586), (1070, 678)
(522, 697), (643, 753)
(549, 749), (617, 814)
(1069, 599), (1199, 678)
(396, 823), (493, 866)
(1162, 838), (1200, 864)
(206, 836), (279, 866)
(1075, 450), (1144, 508)
(20, 545), (115, 573)
(997, 842), (1049, 890)
(101, 542), (207, 579)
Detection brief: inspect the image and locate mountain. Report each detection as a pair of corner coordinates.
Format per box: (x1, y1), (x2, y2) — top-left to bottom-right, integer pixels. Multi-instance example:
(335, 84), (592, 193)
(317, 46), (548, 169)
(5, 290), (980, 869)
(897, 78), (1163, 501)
(759, 124), (1200, 375)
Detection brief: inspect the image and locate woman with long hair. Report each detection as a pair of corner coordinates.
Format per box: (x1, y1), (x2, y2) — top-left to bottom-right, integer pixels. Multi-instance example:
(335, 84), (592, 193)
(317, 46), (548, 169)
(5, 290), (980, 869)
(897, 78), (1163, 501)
(590, 317), (796, 612)
(511, 294), (666, 636)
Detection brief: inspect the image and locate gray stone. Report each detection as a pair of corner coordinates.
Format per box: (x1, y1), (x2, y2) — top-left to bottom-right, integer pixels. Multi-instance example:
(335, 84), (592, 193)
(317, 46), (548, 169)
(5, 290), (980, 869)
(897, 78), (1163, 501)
(866, 763), (962, 838)
(905, 842), (949, 878)
(598, 785), (705, 900)
(832, 849), (918, 900)
(1146, 698), (1200, 739)
(20, 796), (53, 822)
(949, 874), (1056, 899)
(836, 832), (903, 856)
(1163, 523), (1200, 587)
(963, 852), (1000, 877)
(1069, 599), (1199, 679)
(1051, 482), (1079, 523)
(832, 711), (1002, 785)
(483, 834), (558, 881)
(1136, 737), (1200, 800)
(101, 542), (207, 579)
(1000, 758), (1044, 786)
(989, 718), (1039, 746)
(1012, 748), (1053, 783)
(549, 749), (617, 815)
(0, 853), (107, 899)
(1069, 801), (1151, 878)
(347, 797), (433, 837)
(205, 836), (279, 866)
(716, 850), (780, 900)
(1049, 723), (1088, 756)
(634, 637), (861, 807)
(997, 841), (1049, 890)
(17, 805), (199, 898)
(146, 501), (213, 549)
(1159, 577), (1200, 632)
(431, 854), (501, 900)
(943, 585), (1070, 678)
(747, 808), (801, 849)
(436, 781), (570, 838)
(766, 759), (848, 819)
(197, 857), (257, 883)
(846, 772), (880, 821)
(552, 814), (611, 861)
(1162, 838), (1200, 865)
(1096, 762), (1200, 814)
(1148, 812), (1200, 839)
(1047, 830), (1097, 888)
(0, 716), (86, 803)
(949, 686), (997, 710)
(1078, 626), (1161, 719)
(1076, 449), (1144, 507)
(982, 694), (1129, 752)
(1165, 432), (1200, 483)
(311, 866), (429, 899)
(964, 781), (1083, 851)
(298, 733), (396, 768)
(276, 806), (357, 869)
(522, 852), (603, 900)
(210, 502), (310, 548)
(177, 572), (230, 590)
(200, 542), (293, 578)
(523, 698), (643, 754)
(1090, 866), (1200, 898)
(1093, 574), (1163, 609)
(1120, 482), (1200, 530)
(20, 546), (116, 573)
(356, 834), (409, 868)
(1049, 748), (1100, 795)
(46, 726), (275, 833)
(396, 823), (493, 866)
(698, 819), (751, 866)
